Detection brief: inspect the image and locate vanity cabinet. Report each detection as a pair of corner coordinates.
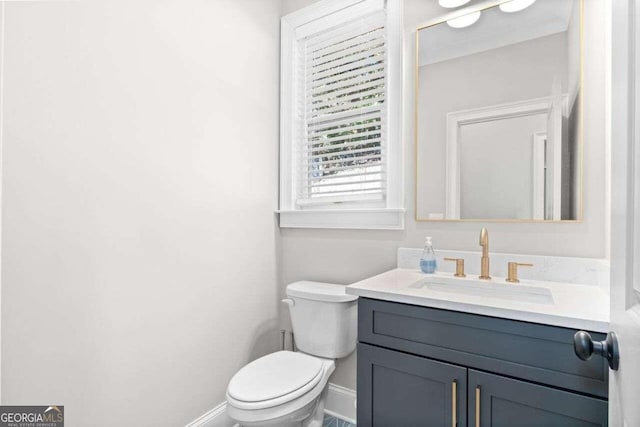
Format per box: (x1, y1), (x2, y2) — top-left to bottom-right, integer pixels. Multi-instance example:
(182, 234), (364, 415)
(358, 343), (467, 426)
(468, 370), (607, 427)
(357, 298), (609, 427)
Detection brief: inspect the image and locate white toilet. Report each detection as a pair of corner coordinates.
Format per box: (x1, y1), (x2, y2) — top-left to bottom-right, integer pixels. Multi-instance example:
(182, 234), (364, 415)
(226, 281), (358, 427)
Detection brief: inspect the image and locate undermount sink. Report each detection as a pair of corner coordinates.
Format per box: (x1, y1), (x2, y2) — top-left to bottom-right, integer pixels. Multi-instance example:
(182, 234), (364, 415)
(410, 276), (554, 305)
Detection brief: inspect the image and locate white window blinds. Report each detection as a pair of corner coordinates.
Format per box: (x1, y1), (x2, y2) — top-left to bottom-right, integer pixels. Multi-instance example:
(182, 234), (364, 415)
(296, 11), (387, 206)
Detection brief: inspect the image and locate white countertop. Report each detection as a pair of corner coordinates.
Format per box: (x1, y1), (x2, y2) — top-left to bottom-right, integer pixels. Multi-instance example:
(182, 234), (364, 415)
(346, 268), (610, 332)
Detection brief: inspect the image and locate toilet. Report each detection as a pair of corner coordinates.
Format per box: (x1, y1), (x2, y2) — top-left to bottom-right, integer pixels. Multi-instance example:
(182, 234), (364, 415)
(226, 281), (358, 427)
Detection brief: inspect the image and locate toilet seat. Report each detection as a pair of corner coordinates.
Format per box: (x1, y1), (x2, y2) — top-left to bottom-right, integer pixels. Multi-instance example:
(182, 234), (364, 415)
(226, 354), (336, 426)
(226, 351), (324, 410)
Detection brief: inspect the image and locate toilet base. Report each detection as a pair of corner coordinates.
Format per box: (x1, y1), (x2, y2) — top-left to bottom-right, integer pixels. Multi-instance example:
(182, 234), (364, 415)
(302, 386), (327, 427)
(232, 387), (327, 427)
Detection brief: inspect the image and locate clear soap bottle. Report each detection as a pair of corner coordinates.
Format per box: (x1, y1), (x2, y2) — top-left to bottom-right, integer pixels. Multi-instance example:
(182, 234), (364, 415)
(420, 236), (437, 274)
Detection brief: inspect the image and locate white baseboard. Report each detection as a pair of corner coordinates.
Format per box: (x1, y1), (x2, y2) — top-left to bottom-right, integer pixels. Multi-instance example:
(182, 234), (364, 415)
(185, 401), (235, 427)
(185, 383), (357, 427)
(325, 383), (357, 424)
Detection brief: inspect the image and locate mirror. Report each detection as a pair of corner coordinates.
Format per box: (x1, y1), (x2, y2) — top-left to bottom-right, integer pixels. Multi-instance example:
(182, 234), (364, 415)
(415, 0), (582, 221)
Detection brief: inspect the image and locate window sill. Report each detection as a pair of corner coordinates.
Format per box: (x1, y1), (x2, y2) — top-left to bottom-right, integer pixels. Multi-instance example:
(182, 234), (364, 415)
(278, 208), (405, 230)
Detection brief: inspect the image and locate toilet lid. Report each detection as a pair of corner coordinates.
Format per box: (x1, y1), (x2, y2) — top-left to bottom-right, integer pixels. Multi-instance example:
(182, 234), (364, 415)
(227, 351), (323, 403)
(286, 281), (358, 302)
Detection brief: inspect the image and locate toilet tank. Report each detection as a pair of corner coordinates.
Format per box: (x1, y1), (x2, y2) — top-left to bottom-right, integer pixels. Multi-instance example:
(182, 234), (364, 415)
(285, 281), (358, 359)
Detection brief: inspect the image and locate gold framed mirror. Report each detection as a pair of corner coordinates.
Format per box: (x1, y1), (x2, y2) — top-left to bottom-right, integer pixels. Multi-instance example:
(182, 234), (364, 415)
(415, 0), (583, 222)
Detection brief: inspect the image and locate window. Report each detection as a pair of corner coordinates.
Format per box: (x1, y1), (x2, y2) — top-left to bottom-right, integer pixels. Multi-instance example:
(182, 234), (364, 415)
(279, 0), (404, 229)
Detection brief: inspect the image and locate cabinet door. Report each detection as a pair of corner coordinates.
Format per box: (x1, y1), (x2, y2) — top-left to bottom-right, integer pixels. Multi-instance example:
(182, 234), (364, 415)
(468, 369), (608, 427)
(358, 343), (467, 427)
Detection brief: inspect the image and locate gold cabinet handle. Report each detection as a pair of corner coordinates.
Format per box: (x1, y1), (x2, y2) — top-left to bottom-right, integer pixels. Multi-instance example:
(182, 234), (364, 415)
(475, 386), (481, 427)
(451, 380), (457, 427)
(444, 258), (466, 277)
(506, 262), (533, 283)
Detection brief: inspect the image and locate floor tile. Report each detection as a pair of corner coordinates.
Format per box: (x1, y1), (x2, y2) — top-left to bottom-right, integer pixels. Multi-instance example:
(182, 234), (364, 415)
(323, 413), (356, 427)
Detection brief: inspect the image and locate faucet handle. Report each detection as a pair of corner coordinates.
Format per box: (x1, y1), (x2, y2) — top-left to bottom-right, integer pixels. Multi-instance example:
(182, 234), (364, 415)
(506, 262), (533, 283)
(444, 258), (466, 278)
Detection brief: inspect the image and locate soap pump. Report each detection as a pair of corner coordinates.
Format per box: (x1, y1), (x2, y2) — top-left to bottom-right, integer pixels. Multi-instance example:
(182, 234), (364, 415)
(420, 236), (437, 274)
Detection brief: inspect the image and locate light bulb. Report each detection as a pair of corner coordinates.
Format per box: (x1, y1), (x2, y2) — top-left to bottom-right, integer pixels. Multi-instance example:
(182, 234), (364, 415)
(446, 11), (481, 28)
(438, 0), (471, 8)
(499, 0), (537, 13)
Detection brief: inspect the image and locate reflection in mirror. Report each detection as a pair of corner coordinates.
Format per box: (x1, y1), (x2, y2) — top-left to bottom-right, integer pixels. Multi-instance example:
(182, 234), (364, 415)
(415, 0), (582, 221)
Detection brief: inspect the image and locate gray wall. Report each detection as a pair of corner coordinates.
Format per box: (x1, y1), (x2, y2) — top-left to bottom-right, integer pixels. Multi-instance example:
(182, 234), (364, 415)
(280, 0), (609, 390)
(1, 0), (282, 425)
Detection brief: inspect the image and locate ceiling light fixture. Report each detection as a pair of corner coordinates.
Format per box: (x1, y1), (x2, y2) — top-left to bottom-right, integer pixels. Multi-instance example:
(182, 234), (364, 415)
(438, 0), (471, 8)
(499, 0), (537, 13)
(446, 11), (481, 28)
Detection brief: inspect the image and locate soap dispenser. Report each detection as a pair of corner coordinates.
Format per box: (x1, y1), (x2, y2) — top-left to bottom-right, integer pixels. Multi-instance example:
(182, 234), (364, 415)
(420, 236), (437, 274)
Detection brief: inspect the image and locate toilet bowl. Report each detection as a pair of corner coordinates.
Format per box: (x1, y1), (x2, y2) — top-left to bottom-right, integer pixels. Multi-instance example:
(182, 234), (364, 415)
(226, 351), (335, 427)
(226, 281), (357, 427)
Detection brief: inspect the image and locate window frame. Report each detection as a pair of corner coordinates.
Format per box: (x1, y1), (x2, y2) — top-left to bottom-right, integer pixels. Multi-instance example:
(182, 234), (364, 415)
(279, 0), (404, 230)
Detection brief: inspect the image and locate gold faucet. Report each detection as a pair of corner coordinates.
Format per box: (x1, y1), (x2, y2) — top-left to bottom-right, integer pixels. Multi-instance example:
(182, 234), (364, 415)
(479, 227), (491, 280)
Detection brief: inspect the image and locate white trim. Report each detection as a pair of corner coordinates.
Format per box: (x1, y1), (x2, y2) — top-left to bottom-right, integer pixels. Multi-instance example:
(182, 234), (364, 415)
(325, 384), (357, 424)
(279, 208), (405, 230)
(184, 402), (235, 427)
(604, 0), (612, 260)
(385, 0), (404, 212)
(184, 383), (357, 427)
(444, 95), (567, 219)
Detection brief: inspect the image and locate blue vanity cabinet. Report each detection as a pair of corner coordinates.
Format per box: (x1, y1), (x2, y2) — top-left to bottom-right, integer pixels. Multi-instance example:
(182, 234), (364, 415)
(356, 298), (609, 427)
(469, 370), (608, 427)
(358, 342), (467, 427)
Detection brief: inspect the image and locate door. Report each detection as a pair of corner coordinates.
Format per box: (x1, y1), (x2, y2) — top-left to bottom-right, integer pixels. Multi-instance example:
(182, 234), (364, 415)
(468, 370), (608, 427)
(357, 343), (466, 427)
(609, 1), (640, 426)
